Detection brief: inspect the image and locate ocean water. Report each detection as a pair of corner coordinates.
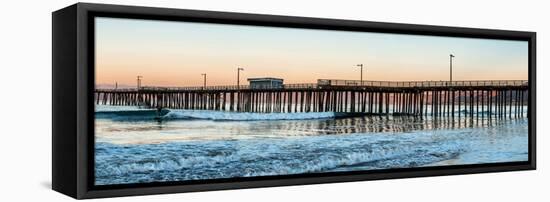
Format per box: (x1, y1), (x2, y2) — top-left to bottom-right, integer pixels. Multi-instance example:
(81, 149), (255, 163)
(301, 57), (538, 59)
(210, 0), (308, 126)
(94, 105), (528, 185)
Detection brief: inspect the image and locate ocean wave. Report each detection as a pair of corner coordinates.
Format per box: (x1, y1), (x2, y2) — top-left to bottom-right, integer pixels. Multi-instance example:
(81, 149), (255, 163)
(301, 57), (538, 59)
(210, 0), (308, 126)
(94, 131), (467, 185)
(95, 109), (169, 121)
(161, 110), (336, 121)
(95, 106), (337, 121)
(95, 105), (151, 112)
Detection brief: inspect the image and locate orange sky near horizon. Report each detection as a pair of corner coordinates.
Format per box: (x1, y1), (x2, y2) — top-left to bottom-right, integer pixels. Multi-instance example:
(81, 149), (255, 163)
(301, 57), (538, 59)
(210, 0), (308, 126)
(95, 17), (528, 88)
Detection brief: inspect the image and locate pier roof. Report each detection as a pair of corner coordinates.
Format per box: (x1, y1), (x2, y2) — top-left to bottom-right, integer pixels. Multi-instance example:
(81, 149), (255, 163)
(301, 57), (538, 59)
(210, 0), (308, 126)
(247, 77), (284, 82)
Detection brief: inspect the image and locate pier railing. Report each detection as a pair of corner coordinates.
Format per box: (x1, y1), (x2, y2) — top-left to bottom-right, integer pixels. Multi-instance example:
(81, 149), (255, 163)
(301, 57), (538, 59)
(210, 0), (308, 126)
(96, 80), (527, 92)
(316, 79), (528, 88)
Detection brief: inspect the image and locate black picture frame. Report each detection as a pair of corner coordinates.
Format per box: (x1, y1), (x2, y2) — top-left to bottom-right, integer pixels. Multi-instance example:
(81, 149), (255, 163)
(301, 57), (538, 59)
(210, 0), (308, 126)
(52, 2), (536, 199)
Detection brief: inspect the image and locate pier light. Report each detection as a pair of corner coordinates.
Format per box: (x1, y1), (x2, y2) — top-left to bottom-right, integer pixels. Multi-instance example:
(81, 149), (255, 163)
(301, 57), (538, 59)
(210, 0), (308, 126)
(136, 76), (143, 89)
(450, 54), (455, 83)
(237, 67), (244, 89)
(201, 73), (207, 89)
(356, 64), (364, 85)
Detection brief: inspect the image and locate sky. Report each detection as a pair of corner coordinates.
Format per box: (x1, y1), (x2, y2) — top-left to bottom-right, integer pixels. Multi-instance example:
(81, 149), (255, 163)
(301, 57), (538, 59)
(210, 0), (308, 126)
(95, 17), (528, 88)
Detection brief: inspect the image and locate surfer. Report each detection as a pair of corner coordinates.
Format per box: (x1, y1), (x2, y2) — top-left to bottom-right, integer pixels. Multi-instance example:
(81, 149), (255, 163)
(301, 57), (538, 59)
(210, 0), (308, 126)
(154, 107), (165, 121)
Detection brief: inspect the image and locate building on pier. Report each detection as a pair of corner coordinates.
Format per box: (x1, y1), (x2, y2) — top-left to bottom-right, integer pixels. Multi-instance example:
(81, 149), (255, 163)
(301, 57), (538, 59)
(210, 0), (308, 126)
(248, 77), (284, 89)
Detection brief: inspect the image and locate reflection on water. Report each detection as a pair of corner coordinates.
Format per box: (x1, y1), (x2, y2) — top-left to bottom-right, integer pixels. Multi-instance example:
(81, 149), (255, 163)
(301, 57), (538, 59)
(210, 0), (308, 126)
(274, 116), (517, 135)
(96, 115), (524, 144)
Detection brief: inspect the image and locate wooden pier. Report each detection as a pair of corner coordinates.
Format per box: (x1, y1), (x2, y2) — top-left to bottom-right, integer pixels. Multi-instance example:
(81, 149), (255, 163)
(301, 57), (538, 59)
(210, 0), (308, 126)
(95, 80), (529, 118)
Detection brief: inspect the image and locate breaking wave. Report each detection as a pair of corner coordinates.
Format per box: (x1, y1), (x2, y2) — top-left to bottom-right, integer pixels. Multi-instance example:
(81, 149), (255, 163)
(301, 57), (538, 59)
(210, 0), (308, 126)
(95, 131), (467, 185)
(162, 110), (336, 121)
(96, 108), (337, 121)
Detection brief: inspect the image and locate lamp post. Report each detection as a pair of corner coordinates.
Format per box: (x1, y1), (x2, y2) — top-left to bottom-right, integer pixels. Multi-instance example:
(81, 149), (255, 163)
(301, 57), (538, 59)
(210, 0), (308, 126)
(449, 54), (455, 83)
(356, 64), (364, 85)
(237, 67), (244, 89)
(136, 76), (142, 89)
(201, 73), (207, 89)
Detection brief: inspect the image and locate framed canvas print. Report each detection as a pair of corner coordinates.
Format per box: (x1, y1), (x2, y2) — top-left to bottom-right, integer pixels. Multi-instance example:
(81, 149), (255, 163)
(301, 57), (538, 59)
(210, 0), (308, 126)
(52, 3), (536, 199)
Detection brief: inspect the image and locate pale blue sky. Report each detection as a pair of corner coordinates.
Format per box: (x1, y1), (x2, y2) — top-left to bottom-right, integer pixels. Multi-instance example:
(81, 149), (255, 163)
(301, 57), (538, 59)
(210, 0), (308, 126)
(96, 17), (528, 87)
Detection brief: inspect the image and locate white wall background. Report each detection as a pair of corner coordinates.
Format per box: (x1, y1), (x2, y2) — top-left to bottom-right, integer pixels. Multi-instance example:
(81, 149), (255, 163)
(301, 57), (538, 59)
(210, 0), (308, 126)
(0, 0), (547, 201)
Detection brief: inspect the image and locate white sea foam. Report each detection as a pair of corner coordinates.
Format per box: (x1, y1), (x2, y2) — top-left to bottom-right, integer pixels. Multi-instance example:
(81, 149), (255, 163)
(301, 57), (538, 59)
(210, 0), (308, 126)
(95, 104), (149, 112)
(94, 130), (473, 185)
(162, 109), (336, 121)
